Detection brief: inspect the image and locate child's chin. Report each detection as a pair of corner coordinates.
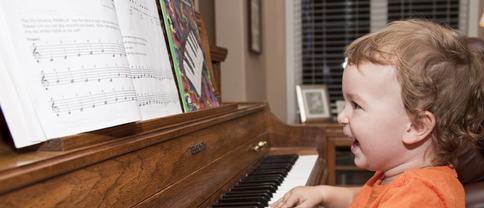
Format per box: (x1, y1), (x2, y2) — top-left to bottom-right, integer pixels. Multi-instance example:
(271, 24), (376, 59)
(353, 156), (368, 169)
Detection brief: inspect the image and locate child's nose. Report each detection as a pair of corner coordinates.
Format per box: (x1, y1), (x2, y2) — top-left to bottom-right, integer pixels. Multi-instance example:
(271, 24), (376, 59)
(337, 109), (348, 124)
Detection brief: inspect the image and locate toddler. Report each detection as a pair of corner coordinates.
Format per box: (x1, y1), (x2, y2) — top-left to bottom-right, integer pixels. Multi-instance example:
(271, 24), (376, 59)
(271, 19), (484, 208)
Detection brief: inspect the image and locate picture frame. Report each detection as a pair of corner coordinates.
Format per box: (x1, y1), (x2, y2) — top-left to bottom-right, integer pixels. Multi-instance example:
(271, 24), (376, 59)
(296, 85), (331, 123)
(335, 100), (346, 114)
(248, 0), (262, 53)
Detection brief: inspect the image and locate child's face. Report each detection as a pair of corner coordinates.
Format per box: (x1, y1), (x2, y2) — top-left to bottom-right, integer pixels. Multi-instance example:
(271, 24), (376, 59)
(338, 62), (412, 172)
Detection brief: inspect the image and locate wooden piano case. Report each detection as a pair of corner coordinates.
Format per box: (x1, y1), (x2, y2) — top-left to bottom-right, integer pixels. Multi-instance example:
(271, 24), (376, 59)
(0, 103), (328, 208)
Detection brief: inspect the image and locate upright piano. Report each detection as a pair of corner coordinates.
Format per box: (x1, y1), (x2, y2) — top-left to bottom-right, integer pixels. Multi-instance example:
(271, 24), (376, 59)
(0, 103), (329, 207)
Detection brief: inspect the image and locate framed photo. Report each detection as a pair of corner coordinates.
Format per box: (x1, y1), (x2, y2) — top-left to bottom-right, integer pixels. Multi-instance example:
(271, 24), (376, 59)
(296, 85), (331, 123)
(335, 100), (346, 114)
(248, 0), (262, 53)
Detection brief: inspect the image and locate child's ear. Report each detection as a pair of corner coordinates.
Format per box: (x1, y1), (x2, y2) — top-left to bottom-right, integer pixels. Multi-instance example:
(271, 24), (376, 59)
(402, 111), (436, 145)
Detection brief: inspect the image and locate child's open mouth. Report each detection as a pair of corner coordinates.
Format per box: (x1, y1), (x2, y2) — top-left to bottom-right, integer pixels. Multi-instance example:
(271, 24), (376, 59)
(351, 138), (360, 151)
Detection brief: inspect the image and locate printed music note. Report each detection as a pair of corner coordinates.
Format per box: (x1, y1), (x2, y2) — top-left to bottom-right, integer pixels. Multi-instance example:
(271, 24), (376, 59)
(68, 68), (75, 84)
(88, 41), (94, 55)
(40, 71), (49, 90)
(79, 99), (84, 111)
(130, 66), (161, 80)
(50, 98), (60, 116)
(32, 42), (41, 63)
(138, 93), (167, 107)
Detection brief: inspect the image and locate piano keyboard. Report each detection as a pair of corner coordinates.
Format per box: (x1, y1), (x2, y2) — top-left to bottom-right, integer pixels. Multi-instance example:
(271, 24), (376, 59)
(212, 154), (318, 208)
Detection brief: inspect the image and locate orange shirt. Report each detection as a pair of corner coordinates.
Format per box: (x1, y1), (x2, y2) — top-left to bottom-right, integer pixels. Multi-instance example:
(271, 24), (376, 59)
(350, 166), (465, 208)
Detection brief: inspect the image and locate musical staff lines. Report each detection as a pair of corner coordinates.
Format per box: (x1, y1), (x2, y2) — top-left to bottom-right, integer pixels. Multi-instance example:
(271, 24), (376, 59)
(50, 89), (137, 116)
(137, 93), (177, 107)
(39, 65), (174, 90)
(32, 41), (126, 62)
(101, 0), (115, 10)
(40, 65), (131, 89)
(130, 66), (174, 81)
(127, 0), (159, 24)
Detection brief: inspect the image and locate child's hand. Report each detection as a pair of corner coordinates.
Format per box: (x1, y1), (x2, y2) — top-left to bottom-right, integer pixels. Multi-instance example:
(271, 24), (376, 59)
(270, 185), (361, 208)
(269, 186), (324, 208)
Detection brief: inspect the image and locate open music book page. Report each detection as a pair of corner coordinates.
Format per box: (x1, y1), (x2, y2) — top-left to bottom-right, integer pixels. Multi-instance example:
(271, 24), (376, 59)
(0, 0), (181, 148)
(114, 0), (181, 120)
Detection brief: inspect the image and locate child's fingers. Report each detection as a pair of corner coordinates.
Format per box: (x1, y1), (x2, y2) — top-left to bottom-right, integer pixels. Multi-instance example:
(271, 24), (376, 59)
(277, 191), (302, 208)
(269, 198), (283, 207)
(270, 195), (288, 208)
(294, 200), (313, 208)
(270, 191), (294, 208)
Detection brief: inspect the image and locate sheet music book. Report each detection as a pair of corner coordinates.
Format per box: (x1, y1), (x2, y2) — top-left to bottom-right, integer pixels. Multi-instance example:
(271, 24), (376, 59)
(160, 0), (220, 112)
(0, 0), (182, 148)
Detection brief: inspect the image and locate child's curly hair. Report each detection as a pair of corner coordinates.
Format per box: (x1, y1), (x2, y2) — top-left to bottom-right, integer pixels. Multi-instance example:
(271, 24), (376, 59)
(345, 19), (484, 166)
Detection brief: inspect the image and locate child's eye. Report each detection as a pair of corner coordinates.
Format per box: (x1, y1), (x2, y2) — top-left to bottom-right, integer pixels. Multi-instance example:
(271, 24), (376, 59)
(351, 101), (362, 110)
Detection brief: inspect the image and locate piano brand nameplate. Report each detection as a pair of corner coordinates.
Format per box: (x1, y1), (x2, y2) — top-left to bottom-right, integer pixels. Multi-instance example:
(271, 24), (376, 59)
(190, 142), (207, 155)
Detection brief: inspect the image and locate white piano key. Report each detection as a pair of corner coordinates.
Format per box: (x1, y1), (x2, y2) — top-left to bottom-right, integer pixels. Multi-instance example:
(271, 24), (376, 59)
(267, 155), (318, 206)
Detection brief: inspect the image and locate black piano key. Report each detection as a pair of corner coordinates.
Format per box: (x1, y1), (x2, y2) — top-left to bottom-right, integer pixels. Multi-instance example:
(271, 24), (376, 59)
(259, 161), (293, 165)
(257, 164), (292, 170)
(241, 175), (284, 180)
(223, 191), (271, 197)
(262, 155), (298, 162)
(212, 206), (258, 208)
(261, 157), (296, 162)
(218, 196), (268, 204)
(250, 169), (287, 175)
(239, 178), (282, 185)
(246, 170), (285, 175)
(251, 168), (290, 173)
(264, 154), (297, 159)
(212, 204), (259, 208)
(243, 174), (284, 179)
(252, 165), (291, 170)
(222, 192), (271, 200)
(252, 174), (284, 180)
(232, 183), (278, 191)
(238, 181), (281, 188)
(224, 190), (273, 197)
(231, 185), (276, 192)
(249, 170), (287, 175)
(222, 193), (270, 199)
(236, 181), (279, 186)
